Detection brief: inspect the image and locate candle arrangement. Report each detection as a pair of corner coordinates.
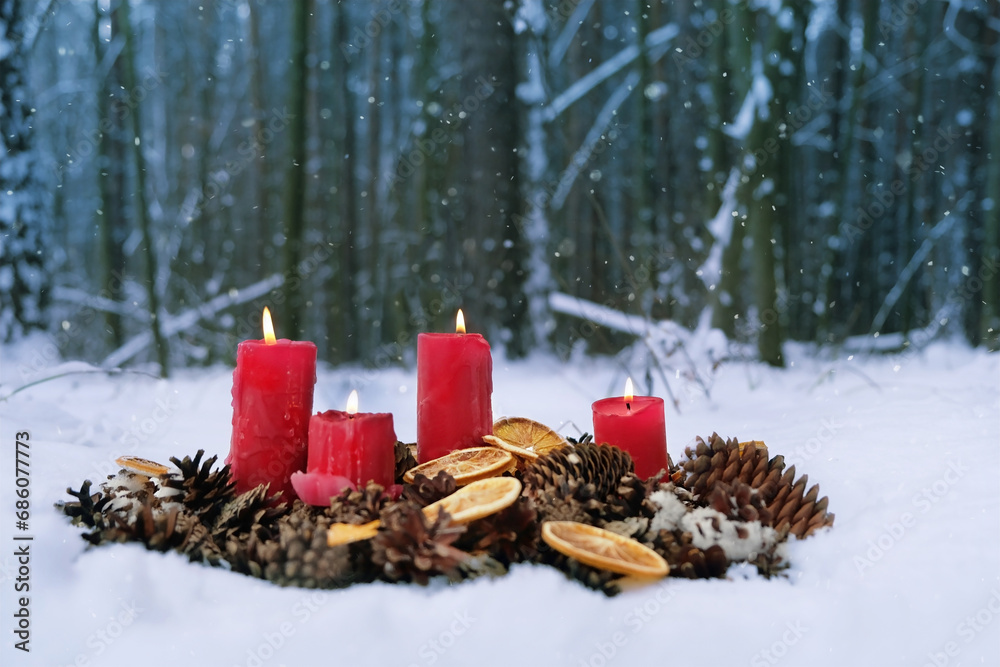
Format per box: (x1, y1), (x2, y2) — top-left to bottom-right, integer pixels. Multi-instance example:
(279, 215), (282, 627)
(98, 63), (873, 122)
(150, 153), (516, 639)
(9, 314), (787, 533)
(57, 306), (836, 595)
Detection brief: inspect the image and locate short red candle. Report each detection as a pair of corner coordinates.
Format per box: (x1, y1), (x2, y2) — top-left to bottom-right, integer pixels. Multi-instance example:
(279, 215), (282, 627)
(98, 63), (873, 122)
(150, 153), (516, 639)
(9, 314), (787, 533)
(416, 310), (493, 462)
(592, 379), (668, 480)
(307, 404), (396, 488)
(226, 308), (316, 501)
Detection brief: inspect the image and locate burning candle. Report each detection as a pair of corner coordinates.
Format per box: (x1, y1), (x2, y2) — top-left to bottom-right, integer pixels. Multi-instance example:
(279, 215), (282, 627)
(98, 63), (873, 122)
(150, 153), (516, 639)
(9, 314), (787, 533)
(291, 390), (396, 507)
(227, 307), (317, 501)
(592, 377), (668, 480)
(416, 310), (493, 462)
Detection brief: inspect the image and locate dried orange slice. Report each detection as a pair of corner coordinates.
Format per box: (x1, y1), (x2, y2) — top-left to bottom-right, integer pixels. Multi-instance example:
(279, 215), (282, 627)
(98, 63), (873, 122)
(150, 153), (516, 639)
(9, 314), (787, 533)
(116, 455), (169, 477)
(541, 521), (669, 578)
(738, 440), (768, 456)
(423, 477), (522, 524)
(483, 417), (569, 461)
(326, 519), (380, 547)
(403, 447), (514, 485)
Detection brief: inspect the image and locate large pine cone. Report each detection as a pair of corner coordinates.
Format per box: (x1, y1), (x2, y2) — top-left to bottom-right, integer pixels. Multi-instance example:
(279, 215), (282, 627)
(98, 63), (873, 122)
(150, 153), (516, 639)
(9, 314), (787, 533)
(104, 501), (223, 564)
(679, 434), (834, 539)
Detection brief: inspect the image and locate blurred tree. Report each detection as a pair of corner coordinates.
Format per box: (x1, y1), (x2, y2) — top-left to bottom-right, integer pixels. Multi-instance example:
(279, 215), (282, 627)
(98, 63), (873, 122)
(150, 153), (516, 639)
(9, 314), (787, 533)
(0, 0), (50, 341)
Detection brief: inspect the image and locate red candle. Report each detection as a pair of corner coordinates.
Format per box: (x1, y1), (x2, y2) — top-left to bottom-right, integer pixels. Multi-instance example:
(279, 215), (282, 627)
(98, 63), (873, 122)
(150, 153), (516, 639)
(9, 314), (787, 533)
(307, 390), (396, 486)
(416, 310), (493, 462)
(592, 378), (668, 480)
(227, 307), (317, 501)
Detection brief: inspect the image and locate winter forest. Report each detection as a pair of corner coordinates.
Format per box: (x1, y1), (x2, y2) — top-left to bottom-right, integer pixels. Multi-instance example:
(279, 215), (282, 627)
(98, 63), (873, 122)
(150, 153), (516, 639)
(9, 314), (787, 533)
(2, 0), (997, 375)
(2, 2), (1000, 665)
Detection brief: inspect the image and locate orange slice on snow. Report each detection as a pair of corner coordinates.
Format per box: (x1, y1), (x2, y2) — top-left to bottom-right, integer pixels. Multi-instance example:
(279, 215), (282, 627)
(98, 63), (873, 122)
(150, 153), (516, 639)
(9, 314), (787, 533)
(403, 447), (514, 485)
(116, 456), (170, 477)
(483, 417), (569, 461)
(422, 477), (522, 524)
(541, 521), (669, 578)
(326, 519), (380, 547)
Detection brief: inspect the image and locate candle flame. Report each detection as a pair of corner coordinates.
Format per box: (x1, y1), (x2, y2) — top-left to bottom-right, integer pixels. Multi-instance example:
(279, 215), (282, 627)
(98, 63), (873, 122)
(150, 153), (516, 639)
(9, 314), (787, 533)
(262, 307), (276, 344)
(346, 390), (359, 415)
(624, 377), (634, 410)
(456, 309), (466, 334)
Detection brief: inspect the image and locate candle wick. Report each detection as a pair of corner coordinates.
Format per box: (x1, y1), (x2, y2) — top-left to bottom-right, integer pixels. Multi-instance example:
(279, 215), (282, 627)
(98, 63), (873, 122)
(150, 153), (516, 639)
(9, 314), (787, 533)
(626, 402), (631, 412)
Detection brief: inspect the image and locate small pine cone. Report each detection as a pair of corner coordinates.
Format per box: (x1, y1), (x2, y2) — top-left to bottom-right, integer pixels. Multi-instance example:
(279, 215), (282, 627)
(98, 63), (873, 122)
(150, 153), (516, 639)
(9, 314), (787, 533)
(604, 472), (658, 522)
(211, 484), (289, 542)
(371, 504), (468, 585)
(160, 450), (236, 523)
(542, 549), (621, 596)
(524, 442), (634, 501)
(402, 471), (458, 508)
(105, 502), (223, 565)
(673, 544), (728, 579)
(57, 480), (112, 535)
(532, 492), (593, 525)
(325, 482), (390, 524)
(394, 441), (418, 484)
(456, 497), (540, 566)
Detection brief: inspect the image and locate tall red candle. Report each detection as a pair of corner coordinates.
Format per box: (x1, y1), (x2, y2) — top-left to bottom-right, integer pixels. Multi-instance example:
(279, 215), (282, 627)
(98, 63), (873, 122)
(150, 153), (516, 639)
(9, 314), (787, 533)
(227, 308), (316, 501)
(307, 391), (396, 487)
(416, 310), (493, 462)
(592, 378), (668, 480)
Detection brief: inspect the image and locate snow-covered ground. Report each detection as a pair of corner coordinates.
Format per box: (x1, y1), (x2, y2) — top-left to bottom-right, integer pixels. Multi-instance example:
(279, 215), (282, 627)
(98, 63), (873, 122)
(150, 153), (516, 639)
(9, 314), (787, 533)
(1, 336), (998, 667)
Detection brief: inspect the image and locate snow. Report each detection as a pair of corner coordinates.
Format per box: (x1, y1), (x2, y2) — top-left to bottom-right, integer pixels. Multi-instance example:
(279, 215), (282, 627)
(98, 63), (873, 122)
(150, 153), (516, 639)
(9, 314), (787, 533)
(1, 336), (998, 667)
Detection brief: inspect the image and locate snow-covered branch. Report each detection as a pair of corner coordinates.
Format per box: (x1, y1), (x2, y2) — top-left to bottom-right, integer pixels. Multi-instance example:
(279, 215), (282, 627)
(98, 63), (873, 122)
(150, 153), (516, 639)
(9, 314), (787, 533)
(102, 273), (284, 369)
(543, 23), (678, 123)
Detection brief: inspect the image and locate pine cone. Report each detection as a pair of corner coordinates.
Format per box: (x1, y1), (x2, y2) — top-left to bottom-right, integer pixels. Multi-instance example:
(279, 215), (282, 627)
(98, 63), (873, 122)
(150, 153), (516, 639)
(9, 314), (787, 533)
(160, 450), (237, 523)
(456, 497), (540, 566)
(543, 550), (622, 596)
(532, 491), (594, 524)
(211, 484), (289, 542)
(763, 467), (835, 538)
(104, 502), (223, 564)
(394, 441), (418, 484)
(325, 483), (390, 524)
(706, 480), (774, 525)
(402, 471), (458, 508)
(371, 504), (468, 585)
(255, 512), (354, 588)
(56, 480), (112, 537)
(645, 529), (727, 579)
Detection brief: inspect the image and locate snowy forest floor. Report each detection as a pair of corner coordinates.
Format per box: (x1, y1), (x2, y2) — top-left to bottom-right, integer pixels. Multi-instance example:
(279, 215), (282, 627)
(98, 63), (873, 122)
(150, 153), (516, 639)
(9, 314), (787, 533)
(1, 336), (998, 667)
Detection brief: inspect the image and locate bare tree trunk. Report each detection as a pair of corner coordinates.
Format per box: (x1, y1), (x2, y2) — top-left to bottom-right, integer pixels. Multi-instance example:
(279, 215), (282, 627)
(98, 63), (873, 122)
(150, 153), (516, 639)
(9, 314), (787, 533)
(331, 0), (358, 361)
(94, 0), (126, 349)
(282, 0), (310, 340)
(118, 0), (169, 375)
